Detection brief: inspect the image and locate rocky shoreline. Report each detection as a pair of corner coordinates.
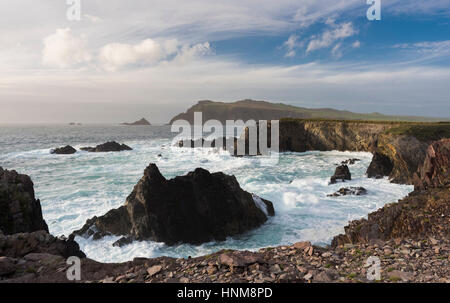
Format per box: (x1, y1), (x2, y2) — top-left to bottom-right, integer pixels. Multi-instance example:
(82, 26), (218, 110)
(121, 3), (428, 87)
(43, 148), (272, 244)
(0, 133), (448, 283)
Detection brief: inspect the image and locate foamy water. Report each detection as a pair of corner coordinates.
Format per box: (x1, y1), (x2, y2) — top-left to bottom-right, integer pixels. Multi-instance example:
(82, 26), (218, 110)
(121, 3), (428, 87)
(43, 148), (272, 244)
(0, 125), (413, 263)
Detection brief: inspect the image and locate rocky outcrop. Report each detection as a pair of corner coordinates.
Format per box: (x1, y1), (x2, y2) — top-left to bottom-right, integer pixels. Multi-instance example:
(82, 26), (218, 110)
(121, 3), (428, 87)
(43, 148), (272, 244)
(0, 230), (85, 259)
(246, 119), (449, 184)
(0, 167), (48, 235)
(331, 139), (449, 247)
(329, 165), (351, 184)
(413, 138), (449, 190)
(366, 152), (393, 178)
(73, 164), (274, 245)
(50, 145), (77, 155)
(121, 118), (151, 126)
(80, 141), (132, 152)
(327, 187), (367, 197)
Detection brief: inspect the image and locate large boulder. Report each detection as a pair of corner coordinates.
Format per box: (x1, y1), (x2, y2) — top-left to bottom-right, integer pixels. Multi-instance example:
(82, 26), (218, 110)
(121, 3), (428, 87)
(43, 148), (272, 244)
(413, 138), (449, 190)
(50, 145), (76, 154)
(73, 164), (274, 245)
(80, 141), (132, 152)
(0, 167), (48, 235)
(366, 152), (394, 179)
(329, 165), (351, 184)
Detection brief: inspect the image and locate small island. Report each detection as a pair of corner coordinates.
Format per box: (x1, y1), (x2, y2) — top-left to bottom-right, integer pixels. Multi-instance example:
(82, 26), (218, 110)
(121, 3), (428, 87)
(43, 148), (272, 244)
(121, 118), (151, 126)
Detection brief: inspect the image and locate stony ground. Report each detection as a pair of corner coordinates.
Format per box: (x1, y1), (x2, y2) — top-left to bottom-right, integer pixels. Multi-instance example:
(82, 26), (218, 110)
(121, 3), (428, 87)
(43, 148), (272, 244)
(1, 232), (448, 283)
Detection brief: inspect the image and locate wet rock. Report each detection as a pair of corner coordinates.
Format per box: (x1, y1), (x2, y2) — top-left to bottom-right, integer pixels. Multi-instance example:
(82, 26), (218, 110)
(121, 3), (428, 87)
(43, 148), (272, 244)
(112, 236), (133, 247)
(73, 164), (274, 245)
(80, 141), (132, 152)
(366, 152), (394, 179)
(330, 165), (351, 184)
(341, 158), (360, 165)
(328, 187), (367, 197)
(50, 145), (76, 154)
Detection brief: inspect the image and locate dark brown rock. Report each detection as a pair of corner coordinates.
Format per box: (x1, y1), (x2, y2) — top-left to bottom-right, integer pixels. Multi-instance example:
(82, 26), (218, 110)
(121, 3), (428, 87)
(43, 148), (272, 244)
(80, 141), (132, 152)
(330, 165), (351, 184)
(0, 167), (48, 235)
(50, 145), (77, 154)
(413, 138), (449, 190)
(366, 152), (394, 179)
(73, 164), (274, 245)
(327, 187), (367, 197)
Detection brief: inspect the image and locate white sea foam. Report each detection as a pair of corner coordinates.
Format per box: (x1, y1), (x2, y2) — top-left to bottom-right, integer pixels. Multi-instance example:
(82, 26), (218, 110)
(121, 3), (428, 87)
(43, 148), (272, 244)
(1, 136), (413, 263)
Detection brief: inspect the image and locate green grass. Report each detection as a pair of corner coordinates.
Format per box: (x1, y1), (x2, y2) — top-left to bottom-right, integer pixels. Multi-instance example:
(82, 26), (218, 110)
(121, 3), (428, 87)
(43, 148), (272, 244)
(171, 99), (449, 123)
(385, 123), (450, 141)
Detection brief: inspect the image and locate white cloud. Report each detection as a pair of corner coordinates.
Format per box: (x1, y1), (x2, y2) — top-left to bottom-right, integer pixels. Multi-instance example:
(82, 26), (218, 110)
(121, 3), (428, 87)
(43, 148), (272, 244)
(99, 39), (178, 71)
(306, 22), (357, 53)
(283, 34), (303, 58)
(331, 43), (342, 58)
(42, 28), (91, 68)
(98, 38), (211, 71)
(352, 40), (361, 48)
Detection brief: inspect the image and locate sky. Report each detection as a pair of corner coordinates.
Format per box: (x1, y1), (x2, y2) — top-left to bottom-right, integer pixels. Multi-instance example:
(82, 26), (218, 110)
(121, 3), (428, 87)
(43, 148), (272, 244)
(0, 0), (449, 124)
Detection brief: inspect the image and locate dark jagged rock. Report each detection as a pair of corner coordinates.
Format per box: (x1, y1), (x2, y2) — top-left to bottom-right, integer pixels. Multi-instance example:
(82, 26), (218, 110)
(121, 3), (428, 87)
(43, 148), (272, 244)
(0, 230), (85, 259)
(413, 138), (449, 190)
(80, 141), (132, 152)
(329, 165), (351, 184)
(366, 152), (394, 179)
(341, 158), (360, 165)
(332, 139), (450, 247)
(121, 118), (151, 126)
(0, 167), (48, 235)
(50, 145), (77, 155)
(327, 187), (367, 197)
(73, 164), (274, 245)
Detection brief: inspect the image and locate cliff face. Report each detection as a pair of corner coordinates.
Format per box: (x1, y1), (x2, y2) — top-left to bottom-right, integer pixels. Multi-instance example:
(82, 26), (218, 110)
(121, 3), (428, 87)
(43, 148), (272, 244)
(278, 120), (387, 152)
(331, 138), (449, 247)
(0, 167), (48, 235)
(274, 120), (449, 184)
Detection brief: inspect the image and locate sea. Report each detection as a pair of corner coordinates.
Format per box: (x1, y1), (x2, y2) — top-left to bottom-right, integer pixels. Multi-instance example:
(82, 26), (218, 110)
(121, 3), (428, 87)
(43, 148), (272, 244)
(0, 124), (413, 263)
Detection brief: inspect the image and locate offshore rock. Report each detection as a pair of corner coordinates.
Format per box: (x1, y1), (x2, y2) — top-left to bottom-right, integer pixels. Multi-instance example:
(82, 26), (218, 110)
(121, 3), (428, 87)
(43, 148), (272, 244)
(73, 164), (274, 245)
(80, 141), (132, 152)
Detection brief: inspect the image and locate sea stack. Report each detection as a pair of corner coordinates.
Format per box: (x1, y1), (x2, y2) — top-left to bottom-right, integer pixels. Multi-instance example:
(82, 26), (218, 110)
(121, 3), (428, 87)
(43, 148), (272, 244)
(121, 118), (151, 126)
(73, 164), (275, 246)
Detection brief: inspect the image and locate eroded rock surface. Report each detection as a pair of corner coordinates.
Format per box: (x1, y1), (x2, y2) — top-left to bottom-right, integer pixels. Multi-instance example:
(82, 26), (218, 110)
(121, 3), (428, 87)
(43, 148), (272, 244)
(0, 167), (48, 235)
(73, 164), (274, 245)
